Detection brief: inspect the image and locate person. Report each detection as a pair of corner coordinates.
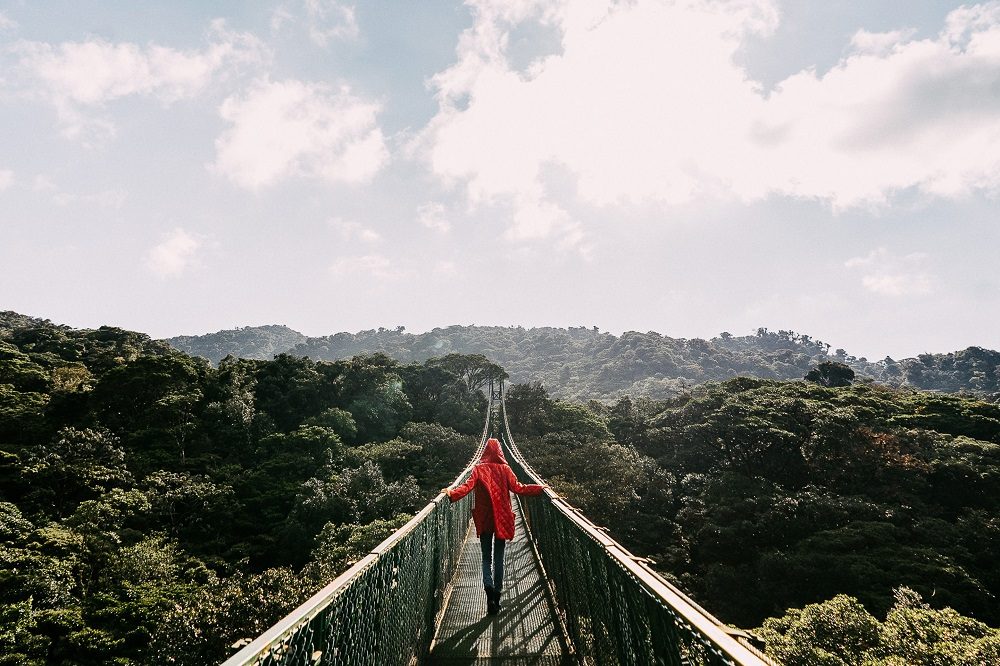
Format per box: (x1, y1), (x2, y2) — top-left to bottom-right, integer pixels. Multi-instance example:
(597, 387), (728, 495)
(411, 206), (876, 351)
(442, 438), (546, 615)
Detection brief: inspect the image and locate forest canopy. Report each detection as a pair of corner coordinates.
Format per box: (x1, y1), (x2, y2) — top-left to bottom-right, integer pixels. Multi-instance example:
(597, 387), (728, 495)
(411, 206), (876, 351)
(505, 378), (1000, 663)
(0, 314), (500, 664)
(3, 311), (999, 665)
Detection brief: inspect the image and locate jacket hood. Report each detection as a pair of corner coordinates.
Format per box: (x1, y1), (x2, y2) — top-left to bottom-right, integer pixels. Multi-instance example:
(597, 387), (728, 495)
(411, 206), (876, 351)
(479, 438), (507, 464)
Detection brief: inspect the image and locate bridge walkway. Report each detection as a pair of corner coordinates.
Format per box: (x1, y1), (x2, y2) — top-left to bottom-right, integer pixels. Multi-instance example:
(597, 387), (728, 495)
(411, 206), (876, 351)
(429, 498), (571, 666)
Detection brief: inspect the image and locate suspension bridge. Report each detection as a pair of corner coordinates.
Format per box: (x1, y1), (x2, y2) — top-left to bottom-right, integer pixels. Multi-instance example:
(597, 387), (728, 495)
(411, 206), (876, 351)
(222, 382), (775, 666)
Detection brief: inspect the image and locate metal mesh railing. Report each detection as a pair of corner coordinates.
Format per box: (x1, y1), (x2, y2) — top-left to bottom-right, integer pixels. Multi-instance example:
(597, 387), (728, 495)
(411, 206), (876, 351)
(220, 394), (494, 666)
(498, 394), (773, 666)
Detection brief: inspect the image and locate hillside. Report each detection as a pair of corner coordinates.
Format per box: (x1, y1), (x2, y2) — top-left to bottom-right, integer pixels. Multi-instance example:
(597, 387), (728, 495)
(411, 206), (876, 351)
(166, 324), (308, 364)
(164, 323), (1000, 400)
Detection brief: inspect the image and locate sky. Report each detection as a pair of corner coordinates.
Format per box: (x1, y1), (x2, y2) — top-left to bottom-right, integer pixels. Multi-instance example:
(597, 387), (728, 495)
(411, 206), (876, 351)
(1, 0), (999, 361)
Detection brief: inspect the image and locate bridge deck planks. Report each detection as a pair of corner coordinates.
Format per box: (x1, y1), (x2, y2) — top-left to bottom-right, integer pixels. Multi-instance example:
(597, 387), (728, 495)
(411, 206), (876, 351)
(429, 498), (572, 666)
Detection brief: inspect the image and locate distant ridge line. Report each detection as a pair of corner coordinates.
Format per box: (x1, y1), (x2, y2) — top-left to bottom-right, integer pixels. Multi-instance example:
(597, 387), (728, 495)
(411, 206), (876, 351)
(160, 322), (1000, 400)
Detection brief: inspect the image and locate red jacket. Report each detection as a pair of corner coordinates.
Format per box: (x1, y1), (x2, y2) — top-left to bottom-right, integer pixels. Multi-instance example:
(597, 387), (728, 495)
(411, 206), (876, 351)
(446, 438), (544, 540)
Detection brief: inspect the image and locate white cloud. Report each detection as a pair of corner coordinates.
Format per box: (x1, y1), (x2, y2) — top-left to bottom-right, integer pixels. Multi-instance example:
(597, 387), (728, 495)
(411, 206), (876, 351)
(270, 5), (295, 32)
(146, 228), (202, 278)
(359, 229), (381, 243)
(417, 202), (452, 233)
(845, 248), (937, 296)
(330, 254), (403, 280)
(271, 1), (358, 45)
(859, 273), (936, 297)
(54, 188), (128, 208)
(305, 0), (359, 45)
(10, 20), (266, 142)
(418, 0), (1000, 242)
(849, 28), (916, 56)
(0, 11), (17, 31)
(26, 175), (125, 207)
(31, 175), (56, 192)
(505, 194), (570, 240)
(0, 170), (13, 191)
(212, 78), (388, 189)
(945, 2), (1000, 43)
(434, 260), (458, 276)
(329, 217), (381, 242)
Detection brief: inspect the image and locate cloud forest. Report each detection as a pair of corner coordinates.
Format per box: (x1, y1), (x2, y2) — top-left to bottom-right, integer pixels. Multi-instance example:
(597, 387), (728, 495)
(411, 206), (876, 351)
(2, 311), (999, 664)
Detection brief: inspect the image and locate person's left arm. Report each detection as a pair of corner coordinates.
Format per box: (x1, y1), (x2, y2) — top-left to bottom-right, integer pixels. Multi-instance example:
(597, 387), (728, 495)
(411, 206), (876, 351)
(505, 467), (546, 496)
(443, 467), (478, 502)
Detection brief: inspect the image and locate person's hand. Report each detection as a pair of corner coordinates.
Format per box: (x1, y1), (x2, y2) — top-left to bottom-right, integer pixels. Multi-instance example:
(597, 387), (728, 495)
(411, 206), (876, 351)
(440, 487), (451, 497)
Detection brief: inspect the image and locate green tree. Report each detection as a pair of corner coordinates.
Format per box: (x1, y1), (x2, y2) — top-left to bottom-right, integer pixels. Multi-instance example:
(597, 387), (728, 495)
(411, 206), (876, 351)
(425, 353), (507, 394)
(346, 375), (412, 442)
(806, 361), (856, 387)
(757, 594), (880, 666)
(150, 567), (313, 665)
(22, 427), (132, 516)
(758, 588), (1000, 666)
(303, 514), (411, 584)
(251, 353), (325, 431)
(504, 382), (551, 436)
(142, 471), (234, 541)
(304, 407), (358, 444)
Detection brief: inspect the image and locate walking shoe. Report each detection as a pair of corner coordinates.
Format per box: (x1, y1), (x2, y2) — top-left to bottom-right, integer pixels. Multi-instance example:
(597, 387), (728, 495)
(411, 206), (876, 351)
(485, 586), (498, 615)
(489, 587), (502, 613)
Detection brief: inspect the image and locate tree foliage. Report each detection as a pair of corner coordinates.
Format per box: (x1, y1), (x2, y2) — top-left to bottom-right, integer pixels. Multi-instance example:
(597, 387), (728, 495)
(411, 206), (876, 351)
(757, 588), (1000, 665)
(511, 379), (1000, 635)
(6, 311), (1000, 662)
(0, 316), (484, 664)
(806, 361), (856, 387)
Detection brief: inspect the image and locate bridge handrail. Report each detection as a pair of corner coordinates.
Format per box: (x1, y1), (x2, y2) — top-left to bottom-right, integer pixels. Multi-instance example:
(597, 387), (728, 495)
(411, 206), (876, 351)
(219, 393), (494, 666)
(499, 392), (774, 666)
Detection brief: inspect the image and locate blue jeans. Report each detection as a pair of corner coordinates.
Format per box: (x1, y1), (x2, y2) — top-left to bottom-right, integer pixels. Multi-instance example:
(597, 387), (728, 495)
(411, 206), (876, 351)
(479, 533), (506, 591)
